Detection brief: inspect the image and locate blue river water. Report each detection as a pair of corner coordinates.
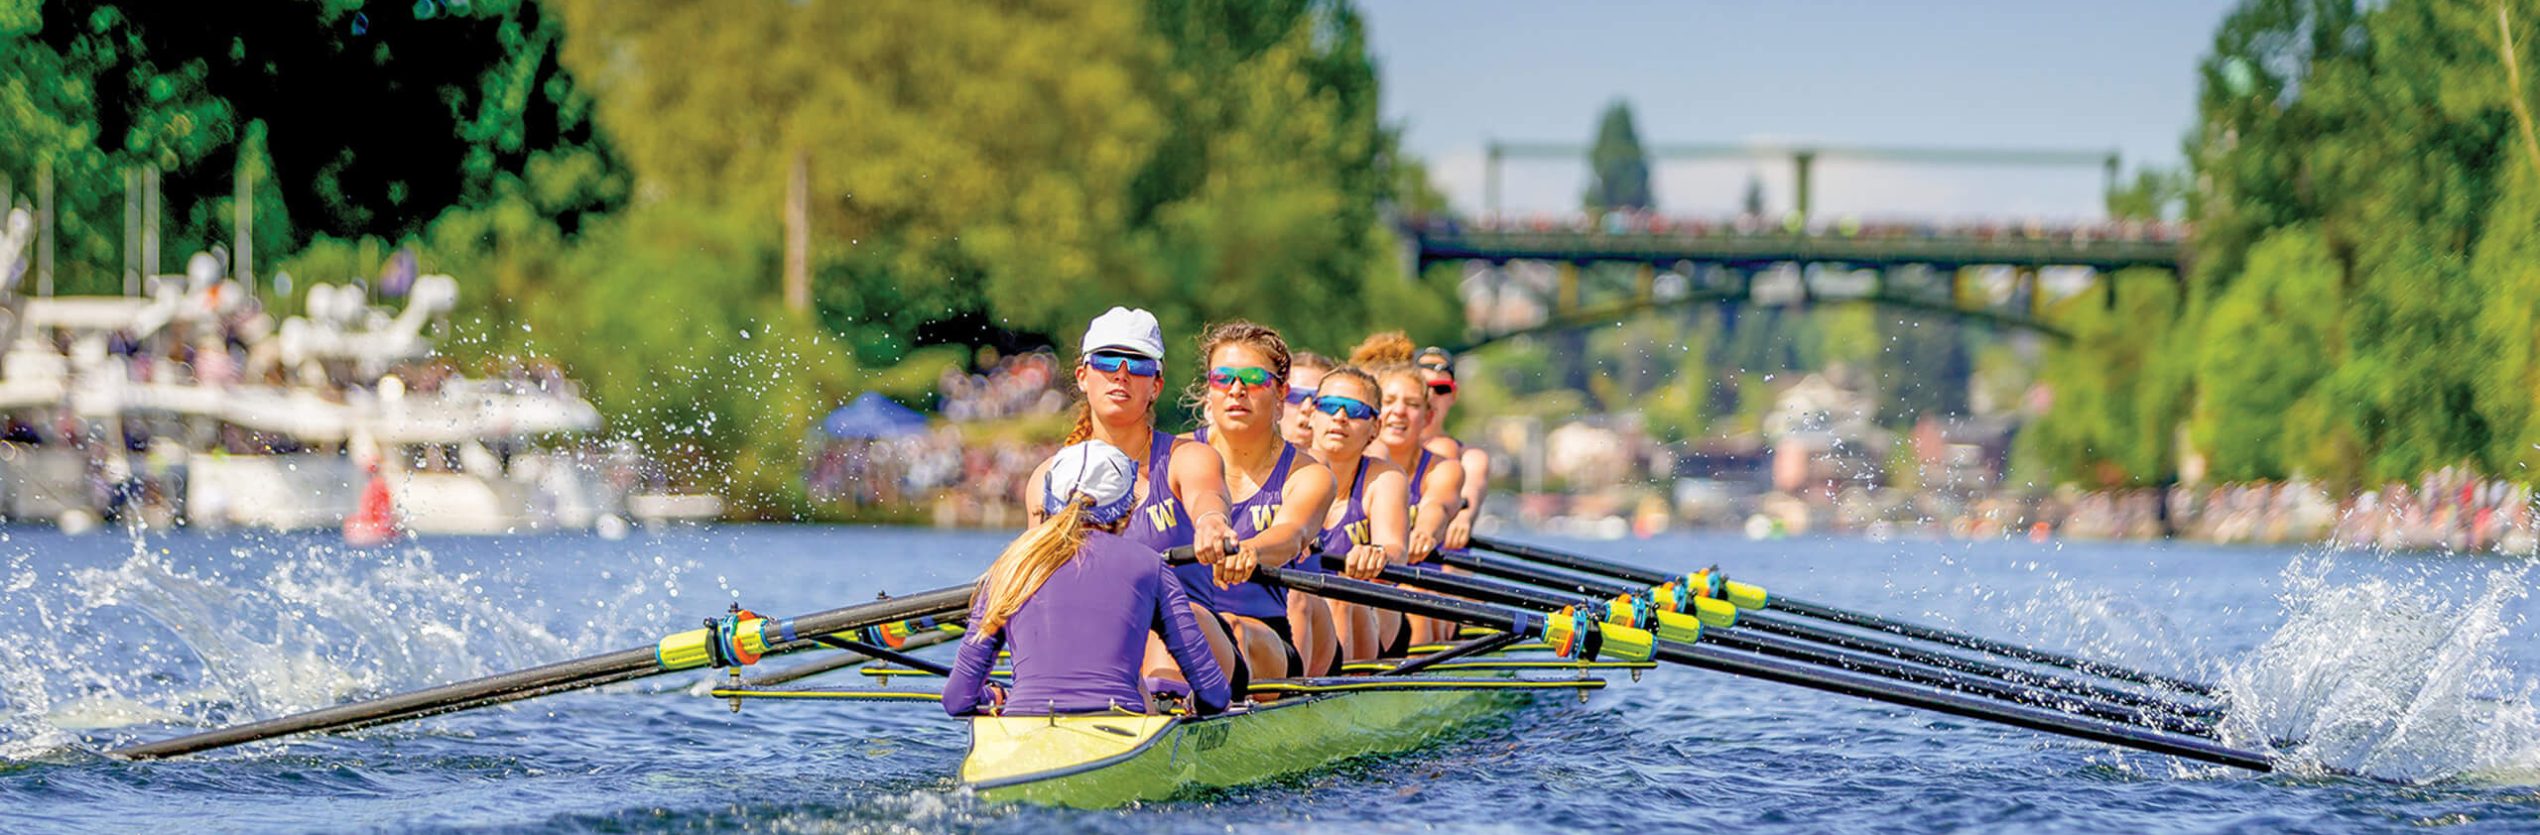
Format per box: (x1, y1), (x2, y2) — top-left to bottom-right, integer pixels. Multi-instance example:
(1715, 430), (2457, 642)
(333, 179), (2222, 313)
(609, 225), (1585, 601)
(0, 525), (2533, 833)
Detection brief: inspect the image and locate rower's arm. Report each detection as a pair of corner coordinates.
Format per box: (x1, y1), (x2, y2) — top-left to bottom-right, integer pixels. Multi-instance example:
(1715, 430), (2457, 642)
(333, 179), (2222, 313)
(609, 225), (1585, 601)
(1171, 441), (1238, 554)
(1152, 564), (1231, 715)
(942, 612), (1007, 717)
(1366, 463), (1411, 564)
(1243, 460), (1336, 568)
(1455, 447), (1489, 522)
(1409, 457), (1464, 553)
(1443, 447), (1489, 549)
(1021, 456), (1055, 528)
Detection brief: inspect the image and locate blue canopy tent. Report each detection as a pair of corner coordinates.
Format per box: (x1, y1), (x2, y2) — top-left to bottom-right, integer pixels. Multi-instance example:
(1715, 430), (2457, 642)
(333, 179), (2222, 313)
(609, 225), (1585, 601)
(822, 392), (931, 440)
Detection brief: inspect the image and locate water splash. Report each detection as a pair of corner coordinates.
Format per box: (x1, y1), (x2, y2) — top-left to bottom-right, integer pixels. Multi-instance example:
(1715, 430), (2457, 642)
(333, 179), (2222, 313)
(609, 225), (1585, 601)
(0, 531), (700, 760)
(2218, 556), (2540, 783)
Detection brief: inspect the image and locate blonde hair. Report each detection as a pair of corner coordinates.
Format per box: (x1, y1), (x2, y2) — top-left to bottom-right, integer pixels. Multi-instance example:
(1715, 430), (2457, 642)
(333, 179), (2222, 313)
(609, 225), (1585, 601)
(971, 495), (1093, 639)
(1063, 403), (1096, 445)
(1347, 331), (1415, 367)
(1292, 351), (1334, 374)
(1346, 332), (1429, 403)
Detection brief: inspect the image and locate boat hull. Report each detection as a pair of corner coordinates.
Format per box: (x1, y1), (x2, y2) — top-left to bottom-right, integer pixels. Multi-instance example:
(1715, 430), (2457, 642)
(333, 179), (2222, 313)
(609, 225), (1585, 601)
(963, 686), (1530, 808)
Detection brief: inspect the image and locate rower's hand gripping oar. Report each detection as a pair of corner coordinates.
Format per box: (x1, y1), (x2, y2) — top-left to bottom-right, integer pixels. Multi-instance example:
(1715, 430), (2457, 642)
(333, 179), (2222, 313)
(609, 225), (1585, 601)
(1464, 534), (2221, 698)
(1248, 563), (2272, 772)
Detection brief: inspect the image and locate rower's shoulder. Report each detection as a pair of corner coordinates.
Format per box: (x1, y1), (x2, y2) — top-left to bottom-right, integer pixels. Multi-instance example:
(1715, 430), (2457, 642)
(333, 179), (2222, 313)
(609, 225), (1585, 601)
(1283, 446), (1334, 491)
(1422, 435), (1464, 458)
(1164, 434), (1222, 463)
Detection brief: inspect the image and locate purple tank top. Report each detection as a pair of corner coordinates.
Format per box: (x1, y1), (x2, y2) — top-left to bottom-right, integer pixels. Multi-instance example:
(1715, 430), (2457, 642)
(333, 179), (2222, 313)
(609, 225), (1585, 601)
(1310, 458), (1373, 574)
(1405, 449), (1436, 528)
(1174, 442), (1295, 619)
(1123, 429), (1193, 553)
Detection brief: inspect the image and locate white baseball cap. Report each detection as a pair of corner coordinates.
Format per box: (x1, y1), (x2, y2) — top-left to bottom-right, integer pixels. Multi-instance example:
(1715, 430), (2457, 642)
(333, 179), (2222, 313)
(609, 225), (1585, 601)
(1041, 440), (1141, 524)
(1080, 307), (1165, 360)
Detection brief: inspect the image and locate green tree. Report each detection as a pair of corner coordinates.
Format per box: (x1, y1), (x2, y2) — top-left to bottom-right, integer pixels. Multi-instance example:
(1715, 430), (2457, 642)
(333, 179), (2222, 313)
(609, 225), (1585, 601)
(2017, 271), (2186, 487)
(2188, 225), (2341, 481)
(2106, 167), (2186, 221)
(1583, 99), (1653, 212)
(2069, 0), (2540, 493)
(1, 1), (612, 294)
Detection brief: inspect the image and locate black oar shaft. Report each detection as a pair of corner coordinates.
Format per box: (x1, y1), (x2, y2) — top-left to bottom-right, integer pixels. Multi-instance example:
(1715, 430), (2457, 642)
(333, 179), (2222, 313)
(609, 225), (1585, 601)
(1415, 553), (2215, 714)
(1254, 566), (2269, 772)
(1764, 596), (2218, 697)
(1385, 631), (1523, 676)
(1731, 609), (2218, 716)
(1428, 548), (1633, 597)
(1371, 561), (2211, 736)
(811, 636), (954, 678)
(1470, 535), (1673, 585)
(114, 646), (659, 760)
(743, 626), (960, 688)
(1466, 535), (2220, 697)
(1656, 640), (2265, 770)
(113, 587), (975, 760)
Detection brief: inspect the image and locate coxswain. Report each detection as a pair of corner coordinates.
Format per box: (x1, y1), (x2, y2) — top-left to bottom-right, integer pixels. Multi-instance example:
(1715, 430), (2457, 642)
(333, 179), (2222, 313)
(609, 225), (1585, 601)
(945, 440), (1230, 717)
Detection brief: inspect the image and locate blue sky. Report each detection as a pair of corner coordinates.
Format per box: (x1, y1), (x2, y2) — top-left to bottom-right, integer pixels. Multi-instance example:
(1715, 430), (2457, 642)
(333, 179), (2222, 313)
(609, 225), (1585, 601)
(1360, 0), (2239, 220)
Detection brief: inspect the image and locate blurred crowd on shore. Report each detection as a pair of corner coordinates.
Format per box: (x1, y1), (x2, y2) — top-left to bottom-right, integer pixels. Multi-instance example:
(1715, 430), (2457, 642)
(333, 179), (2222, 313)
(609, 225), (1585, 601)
(1422, 211), (2190, 244)
(807, 350), (1068, 522)
(806, 427), (1057, 526)
(935, 350), (1066, 423)
(1961, 472), (2540, 554)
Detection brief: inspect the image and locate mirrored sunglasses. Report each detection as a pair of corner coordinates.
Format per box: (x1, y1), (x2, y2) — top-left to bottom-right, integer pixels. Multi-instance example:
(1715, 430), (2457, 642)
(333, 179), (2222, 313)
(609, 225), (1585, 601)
(1313, 395), (1377, 420)
(1084, 352), (1161, 378)
(1205, 366), (1275, 390)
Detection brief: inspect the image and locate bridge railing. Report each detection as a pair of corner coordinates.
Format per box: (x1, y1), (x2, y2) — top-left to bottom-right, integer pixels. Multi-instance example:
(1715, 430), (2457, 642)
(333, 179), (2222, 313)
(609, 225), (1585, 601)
(1406, 213), (2188, 273)
(1414, 212), (2190, 245)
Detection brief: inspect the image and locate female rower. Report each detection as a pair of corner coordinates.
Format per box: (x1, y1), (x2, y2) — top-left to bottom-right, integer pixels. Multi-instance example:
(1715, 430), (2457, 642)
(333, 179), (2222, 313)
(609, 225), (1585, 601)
(945, 440), (1230, 717)
(1415, 346), (1490, 552)
(1302, 365), (1412, 661)
(1349, 332), (1466, 645)
(1184, 322), (1341, 680)
(1027, 307), (1242, 692)
(1281, 352), (1333, 448)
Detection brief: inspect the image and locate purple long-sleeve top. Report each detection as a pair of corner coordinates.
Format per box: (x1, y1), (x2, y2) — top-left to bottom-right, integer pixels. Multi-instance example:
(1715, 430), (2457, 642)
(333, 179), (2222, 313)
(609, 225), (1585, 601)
(942, 530), (1231, 717)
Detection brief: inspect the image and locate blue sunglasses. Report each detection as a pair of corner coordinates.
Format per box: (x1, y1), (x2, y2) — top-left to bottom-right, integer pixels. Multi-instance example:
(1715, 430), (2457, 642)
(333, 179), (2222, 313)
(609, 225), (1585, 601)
(1313, 395), (1377, 420)
(1084, 352), (1161, 378)
(1284, 387), (1317, 406)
